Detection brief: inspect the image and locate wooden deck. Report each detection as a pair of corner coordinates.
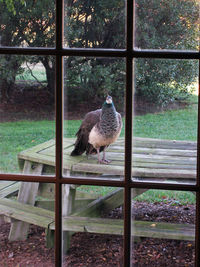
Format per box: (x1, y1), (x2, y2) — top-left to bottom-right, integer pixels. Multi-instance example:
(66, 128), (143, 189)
(0, 137), (197, 251)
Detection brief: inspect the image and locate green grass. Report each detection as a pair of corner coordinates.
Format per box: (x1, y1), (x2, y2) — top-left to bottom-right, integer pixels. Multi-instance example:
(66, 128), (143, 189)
(0, 101), (198, 204)
(78, 185), (115, 196)
(0, 104), (198, 173)
(134, 189), (195, 205)
(0, 120), (55, 173)
(133, 104), (198, 141)
(77, 187), (196, 205)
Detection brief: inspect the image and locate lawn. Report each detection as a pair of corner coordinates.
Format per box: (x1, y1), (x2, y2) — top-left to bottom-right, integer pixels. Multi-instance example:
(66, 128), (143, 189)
(0, 99), (198, 204)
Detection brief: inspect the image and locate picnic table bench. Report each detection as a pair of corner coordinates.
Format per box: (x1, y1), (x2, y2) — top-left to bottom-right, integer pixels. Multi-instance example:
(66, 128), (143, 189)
(0, 137), (197, 251)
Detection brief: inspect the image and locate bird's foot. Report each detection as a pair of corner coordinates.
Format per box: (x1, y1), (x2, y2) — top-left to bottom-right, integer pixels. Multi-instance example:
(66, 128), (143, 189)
(98, 159), (111, 164)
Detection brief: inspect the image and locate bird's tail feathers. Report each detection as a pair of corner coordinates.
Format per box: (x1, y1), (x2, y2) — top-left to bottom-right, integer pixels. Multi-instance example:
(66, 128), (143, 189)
(70, 132), (88, 156)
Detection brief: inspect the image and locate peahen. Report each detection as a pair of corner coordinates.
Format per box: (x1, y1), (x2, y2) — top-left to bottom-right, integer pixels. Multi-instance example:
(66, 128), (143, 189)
(71, 96), (122, 164)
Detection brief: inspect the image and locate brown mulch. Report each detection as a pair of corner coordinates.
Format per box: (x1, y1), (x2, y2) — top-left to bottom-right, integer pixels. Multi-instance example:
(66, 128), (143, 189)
(0, 201), (195, 266)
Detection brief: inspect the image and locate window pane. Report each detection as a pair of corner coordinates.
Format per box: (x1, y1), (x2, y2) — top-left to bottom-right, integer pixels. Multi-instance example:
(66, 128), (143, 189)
(131, 188), (195, 266)
(134, 0), (199, 51)
(62, 185), (124, 266)
(63, 57), (125, 181)
(132, 58), (198, 185)
(64, 0), (126, 49)
(0, 55), (55, 175)
(0, 1), (55, 47)
(0, 181), (55, 266)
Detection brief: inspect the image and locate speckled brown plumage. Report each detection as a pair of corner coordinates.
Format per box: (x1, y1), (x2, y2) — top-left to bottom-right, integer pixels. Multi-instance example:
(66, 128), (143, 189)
(71, 96), (122, 164)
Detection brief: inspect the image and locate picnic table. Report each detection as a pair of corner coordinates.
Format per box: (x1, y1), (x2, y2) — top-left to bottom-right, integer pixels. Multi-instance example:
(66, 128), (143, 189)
(0, 137), (197, 251)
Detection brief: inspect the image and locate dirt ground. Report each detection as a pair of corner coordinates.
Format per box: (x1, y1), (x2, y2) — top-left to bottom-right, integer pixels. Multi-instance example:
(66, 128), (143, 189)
(0, 201), (195, 267)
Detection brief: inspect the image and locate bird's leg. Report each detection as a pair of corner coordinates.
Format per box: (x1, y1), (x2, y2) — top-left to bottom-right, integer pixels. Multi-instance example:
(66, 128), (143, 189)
(97, 148), (101, 164)
(97, 147), (111, 164)
(102, 147), (111, 164)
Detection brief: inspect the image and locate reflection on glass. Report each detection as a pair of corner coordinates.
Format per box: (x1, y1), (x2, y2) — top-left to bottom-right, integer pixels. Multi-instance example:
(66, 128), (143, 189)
(0, 181), (55, 266)
(131, 189), (195, 266)
(64, 0), (125, 48)
(0, 55), (55, 175)
(62, 185), (123, 266)
(134, 0), (199, 51)
(0, 1), (55, 47)
(132, 59), (198, 185)
(63, 57), (125, 180)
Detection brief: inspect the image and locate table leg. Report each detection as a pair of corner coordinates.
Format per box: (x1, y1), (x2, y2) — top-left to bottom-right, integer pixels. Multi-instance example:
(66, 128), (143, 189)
(62, 184), (76, 254)
(9, 161), (43, 241)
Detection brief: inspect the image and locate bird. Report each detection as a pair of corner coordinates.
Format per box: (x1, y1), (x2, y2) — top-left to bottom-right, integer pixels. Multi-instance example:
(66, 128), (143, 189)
(70, 95), (122, 164)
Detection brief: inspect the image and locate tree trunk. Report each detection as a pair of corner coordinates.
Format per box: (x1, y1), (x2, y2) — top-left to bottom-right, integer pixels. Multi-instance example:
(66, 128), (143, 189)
(41, 57), (55, 99)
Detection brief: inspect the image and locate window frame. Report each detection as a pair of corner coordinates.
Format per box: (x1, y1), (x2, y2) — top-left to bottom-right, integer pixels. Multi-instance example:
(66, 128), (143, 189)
(0, 0), (199, 266)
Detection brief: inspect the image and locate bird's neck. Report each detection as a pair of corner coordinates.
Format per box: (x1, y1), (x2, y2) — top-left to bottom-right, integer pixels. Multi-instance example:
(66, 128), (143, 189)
(99, 102), (119, 136)
(101, 102), (116, 118)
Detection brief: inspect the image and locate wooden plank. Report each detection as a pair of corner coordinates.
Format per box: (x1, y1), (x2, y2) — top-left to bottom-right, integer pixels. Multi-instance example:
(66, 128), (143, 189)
(0, 181), (16, 190)
(72, 188), (146, 217)
(133, 137), (197, 150)
(104, 151), (196, 163)
(72, 188), (123, 217)
(50, 216), (195, 241)
(132, 167), (196, 179)
(0, 182), (19, 199)
(38, 183), (55, 199)
(132, 162), (195, 170)
(18, 152), (55, 168)
(18, 139), (55, 156)
(62, 184), (76, 253)
(82, 150), (196, 165)
(0, 197), (194, 242)
(0, 198), (54, 228)
(9, 161), (43, 241)
(64, 136), (196, 150)
(72, 163), (124, 175)
(76, 190), (101, 199)
(104, 146), (197, 157)
(82, 153), (196, 168)
(72, 162), (196, 179)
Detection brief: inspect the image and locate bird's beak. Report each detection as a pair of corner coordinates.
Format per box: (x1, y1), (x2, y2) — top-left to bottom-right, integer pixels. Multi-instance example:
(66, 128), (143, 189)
(106, 96), (112, 104)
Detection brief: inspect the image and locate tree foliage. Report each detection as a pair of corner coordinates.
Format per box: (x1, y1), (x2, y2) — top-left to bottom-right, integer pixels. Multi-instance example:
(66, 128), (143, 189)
(0, 0), (199, 106)
(134, 0), (199, 105)
(65, 0), (199, 106)
(0, 0), (55, 102)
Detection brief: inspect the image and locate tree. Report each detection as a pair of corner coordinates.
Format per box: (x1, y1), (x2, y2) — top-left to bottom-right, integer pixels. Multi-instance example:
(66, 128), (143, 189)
(65, 0), (199, 107)
(134, 0), (199, 105)
(11, 0), (55, 97)
(0, 0), (55, 102)
(0, 0), (26, 102)
(0, 0), (199, 106)
(64, 0), (125, 107)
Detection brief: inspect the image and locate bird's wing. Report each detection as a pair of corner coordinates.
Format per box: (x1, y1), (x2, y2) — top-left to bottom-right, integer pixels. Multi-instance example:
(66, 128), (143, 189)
(77, 109), (102, 136)
(117, 112), (123, 132)
(71, 109), (101, 156)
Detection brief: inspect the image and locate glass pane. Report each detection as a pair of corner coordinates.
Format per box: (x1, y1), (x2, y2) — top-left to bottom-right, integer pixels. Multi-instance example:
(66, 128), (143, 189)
(132, 58), (198, 185)
(64, 0), (126, 48)
(63, 57), (125, 181)
(0, 181), (55, 266)
(0, 55), (55, 175)
(134, 0), (199, 51)
(0, 0), (55, 47)
(131, 188), (195, 266)
(62, 185), (123, 266)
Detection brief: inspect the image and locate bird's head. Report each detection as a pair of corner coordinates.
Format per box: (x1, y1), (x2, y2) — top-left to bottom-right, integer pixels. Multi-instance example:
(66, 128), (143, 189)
(106, 95), (113, 104)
